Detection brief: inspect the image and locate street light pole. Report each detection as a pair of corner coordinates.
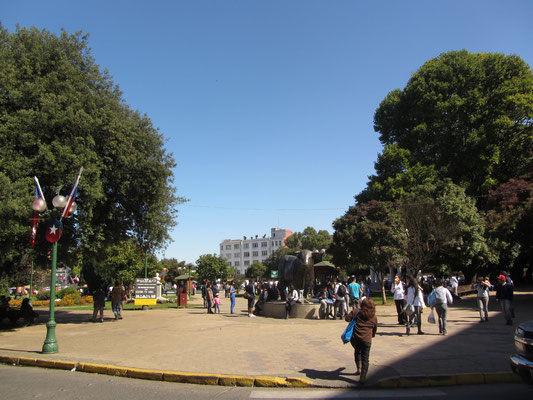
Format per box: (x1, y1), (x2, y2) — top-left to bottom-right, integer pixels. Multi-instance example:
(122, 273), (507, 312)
(42, 241), (58, 354)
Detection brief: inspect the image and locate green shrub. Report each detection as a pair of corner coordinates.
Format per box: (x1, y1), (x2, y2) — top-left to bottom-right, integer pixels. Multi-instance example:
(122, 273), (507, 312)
(57, 286), (78, 299)
(36, 290), (51, 301)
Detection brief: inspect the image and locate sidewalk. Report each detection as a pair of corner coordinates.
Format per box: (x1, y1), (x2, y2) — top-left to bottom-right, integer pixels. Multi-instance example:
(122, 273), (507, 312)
(1, 291), (530, 388)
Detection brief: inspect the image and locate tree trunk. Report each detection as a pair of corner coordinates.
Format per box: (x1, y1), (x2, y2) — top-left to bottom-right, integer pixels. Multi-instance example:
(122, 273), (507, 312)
(381, 281), (387, 305)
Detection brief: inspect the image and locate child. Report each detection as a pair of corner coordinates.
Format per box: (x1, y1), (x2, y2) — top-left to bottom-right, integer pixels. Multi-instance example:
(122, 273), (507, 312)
(213, 293), (221, 313)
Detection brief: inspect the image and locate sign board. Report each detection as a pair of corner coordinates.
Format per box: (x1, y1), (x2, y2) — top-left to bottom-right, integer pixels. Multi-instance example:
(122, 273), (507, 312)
(270, 270), (279, 279)
(134, 278), (157, 306)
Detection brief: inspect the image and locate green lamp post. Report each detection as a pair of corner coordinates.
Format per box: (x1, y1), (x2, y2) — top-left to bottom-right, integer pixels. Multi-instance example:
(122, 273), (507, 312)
(32, 169), (82, 354)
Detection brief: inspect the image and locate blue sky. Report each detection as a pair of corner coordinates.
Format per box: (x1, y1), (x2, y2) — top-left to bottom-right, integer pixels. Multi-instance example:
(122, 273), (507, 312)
(3, 1), (533, 264)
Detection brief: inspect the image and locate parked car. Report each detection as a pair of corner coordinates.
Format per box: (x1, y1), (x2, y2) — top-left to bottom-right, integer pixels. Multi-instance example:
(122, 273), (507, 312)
(510, 319), (533, 383)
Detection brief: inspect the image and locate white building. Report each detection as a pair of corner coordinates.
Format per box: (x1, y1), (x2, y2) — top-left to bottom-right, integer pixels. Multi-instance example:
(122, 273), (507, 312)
(219, 228), (292, 275)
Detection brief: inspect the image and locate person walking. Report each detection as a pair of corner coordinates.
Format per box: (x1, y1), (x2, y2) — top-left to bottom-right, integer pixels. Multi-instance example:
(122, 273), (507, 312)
(334, 281), (347, 320)
(347, 276), (361, 308)
(432, 279), (453, 335)
(213, 293), (221, 313)
(111, 280), (126, 320)
(405, 275), (425, 335)
(206, 283), (214, 314)
(229, 280), (237, 314)
(345, 298), (378, 384)
(245, 280), (256, 317)
(472, 277), (491, 323)
(391, 275), (407, 325)
(91, 287), (106, 322)
(495, 275), (513, 325)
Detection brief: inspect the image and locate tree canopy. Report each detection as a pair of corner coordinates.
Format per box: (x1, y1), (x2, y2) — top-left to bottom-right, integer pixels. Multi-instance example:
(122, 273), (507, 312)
(195, 254), (228, 283)
(334, 50), (533, 282)
(0, 26), (186, 286)
(373, 50), (533, 200)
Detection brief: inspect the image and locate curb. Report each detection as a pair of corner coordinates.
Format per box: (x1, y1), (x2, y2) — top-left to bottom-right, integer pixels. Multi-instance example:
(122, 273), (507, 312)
(372, 372), (521, 389)
(0, 355), (313, 388)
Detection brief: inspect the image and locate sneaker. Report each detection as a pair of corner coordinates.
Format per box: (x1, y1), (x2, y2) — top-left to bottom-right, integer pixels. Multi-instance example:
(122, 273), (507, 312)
(249, 314), (256, 318)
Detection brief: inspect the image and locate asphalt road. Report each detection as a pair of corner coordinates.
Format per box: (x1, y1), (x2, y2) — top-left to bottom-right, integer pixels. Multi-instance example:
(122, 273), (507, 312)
(1, 364), (531, 400)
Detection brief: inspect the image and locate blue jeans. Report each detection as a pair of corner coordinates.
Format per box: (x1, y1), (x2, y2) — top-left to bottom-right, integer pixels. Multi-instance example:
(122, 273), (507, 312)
(435, 303), (448, 334)
(111, 300), (122, 318)
(230, 295), (236, 313)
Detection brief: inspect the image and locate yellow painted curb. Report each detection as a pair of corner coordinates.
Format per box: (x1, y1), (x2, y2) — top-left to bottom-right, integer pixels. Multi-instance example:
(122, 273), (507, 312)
(374, 378), (399, 388)
(127, 367), (163, 381)
(425, 375), (456, 387)
(163, 371), (219, 385)
(106, 365), (129, 377)
(285, 377), (313, 387)
(0, 355), (20, 365)
(397, 376), (428, 388)
(18, 357), (39, 367)
(218, 374), (255, 386)
(78, 362), (111, 374)
(254, 376), (288, 387)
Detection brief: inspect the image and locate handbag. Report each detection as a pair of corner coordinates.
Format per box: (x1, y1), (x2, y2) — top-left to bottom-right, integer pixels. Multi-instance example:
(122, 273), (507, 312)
(243, 291), (253, 300)
(403, 303), (415, 317)
(427, 309), (436, 324)
(341, 311), (359, 344)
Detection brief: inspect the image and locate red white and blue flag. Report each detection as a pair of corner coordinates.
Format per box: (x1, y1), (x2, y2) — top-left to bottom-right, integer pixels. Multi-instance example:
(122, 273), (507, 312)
(61, 167), (83, 219)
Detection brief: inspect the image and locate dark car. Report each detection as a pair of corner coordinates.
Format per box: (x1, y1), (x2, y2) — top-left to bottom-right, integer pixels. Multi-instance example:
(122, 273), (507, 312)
(510, 319), (533, 383)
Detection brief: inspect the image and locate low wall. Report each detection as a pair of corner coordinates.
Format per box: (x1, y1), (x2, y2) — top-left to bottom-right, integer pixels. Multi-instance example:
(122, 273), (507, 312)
(262, 301), (320, 319)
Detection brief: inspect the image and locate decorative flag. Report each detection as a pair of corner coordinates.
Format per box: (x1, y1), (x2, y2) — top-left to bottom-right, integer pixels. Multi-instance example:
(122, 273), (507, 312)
(61, 167), (83, 219)
(45, 218), (63, 243)
(30, 184), (44, 247)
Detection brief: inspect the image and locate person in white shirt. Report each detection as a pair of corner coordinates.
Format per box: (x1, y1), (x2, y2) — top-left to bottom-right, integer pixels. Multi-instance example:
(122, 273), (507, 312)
(405, 275), (426, 336)
(391, 275), (406, 325)
(432, 279), (453, 335)
(285, 284), (298, 319)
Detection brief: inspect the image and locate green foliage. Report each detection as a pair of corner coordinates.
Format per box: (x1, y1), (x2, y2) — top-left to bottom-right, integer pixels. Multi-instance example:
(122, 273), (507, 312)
(36, 290), (51, 301)
(57, 286), (78, 299)
(245, 262), (267, 279)
(0, 26), (186, 286)
(160, 258), (187, 285)
(284, 226), (332, 251)
(195, 254), (228, 282)
(373, 50), (533, 201)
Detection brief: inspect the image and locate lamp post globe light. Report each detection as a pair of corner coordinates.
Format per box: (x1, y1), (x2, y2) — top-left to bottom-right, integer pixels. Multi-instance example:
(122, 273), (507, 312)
(32, 169), (82, 354)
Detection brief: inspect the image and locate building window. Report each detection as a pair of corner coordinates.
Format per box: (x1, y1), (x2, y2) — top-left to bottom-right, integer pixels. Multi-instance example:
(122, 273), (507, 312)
(234, 244), (240, 249)
(234, 253), (240, 258)
(226, 253), (231, 259)
(244, 243), (249, 249)
(262, 250), (268, 256)
(228, 262), (232, 267)
(253, 243), (258, 248)
(252, 251), (258, 257)
(244, 252), (250, 257)
(226, 245), (231, 250)
(220, 245), (223, 251)
(235, 261), (240, 267)
(244, 260), (250, 266)
(261, 242), (267, 247)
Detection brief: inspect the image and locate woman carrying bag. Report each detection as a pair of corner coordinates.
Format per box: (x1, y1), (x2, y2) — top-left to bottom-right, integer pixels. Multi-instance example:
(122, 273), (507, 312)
(405, 275), (426, 335)
(344, 298), (378, 384)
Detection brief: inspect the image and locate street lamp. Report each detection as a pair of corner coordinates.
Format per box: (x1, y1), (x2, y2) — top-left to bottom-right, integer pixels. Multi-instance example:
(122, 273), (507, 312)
(32, 169), (82, 354)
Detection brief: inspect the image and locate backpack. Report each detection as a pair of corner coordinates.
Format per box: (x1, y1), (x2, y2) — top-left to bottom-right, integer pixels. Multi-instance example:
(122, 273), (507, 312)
(427, 290), (437, 307)
(337, 284), (346, 298)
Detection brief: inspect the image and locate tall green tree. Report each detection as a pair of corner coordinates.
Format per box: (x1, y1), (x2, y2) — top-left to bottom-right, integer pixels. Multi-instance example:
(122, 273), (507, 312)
(373, 50), (533, 201)
(284, 226), (332, 252)
(245, 262), (267, 280)
(196, 254), (228, 283)
(330, 201), (407, 304)
(0, 26), (186, 285)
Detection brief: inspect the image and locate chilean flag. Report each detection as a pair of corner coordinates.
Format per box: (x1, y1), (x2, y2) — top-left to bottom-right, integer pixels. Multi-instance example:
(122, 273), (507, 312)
(61, 167), (83, 219)
(45, 218), (63, 243)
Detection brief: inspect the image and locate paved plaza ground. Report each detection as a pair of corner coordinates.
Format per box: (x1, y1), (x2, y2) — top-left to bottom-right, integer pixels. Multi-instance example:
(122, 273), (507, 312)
(1, 289), (531, 388)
